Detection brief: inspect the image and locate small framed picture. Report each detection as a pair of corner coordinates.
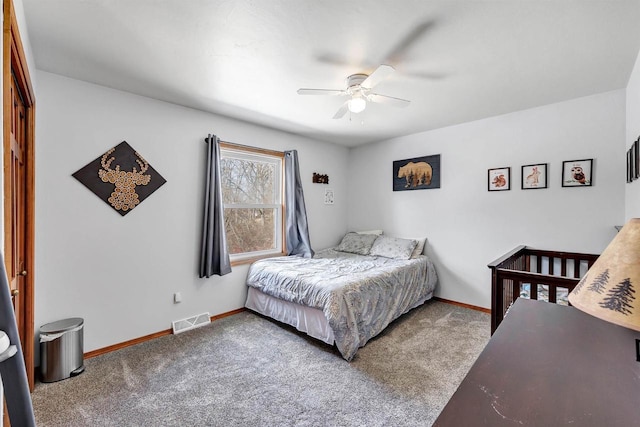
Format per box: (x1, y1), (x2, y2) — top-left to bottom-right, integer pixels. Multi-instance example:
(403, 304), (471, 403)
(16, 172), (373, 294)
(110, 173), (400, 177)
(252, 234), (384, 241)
(521, 163), (548, 189)
(324, 188), (334, 205)
(627, 149), (632, 183)
(562, 159), (593, 187)
(488, 167), (511, 191)
(632, 143), (637, 181)
(631, 136), (640, 180)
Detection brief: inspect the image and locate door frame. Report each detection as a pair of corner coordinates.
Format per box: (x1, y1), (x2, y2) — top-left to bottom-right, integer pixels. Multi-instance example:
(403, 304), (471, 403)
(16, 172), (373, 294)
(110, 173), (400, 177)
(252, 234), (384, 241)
(3, 0), (36, 390)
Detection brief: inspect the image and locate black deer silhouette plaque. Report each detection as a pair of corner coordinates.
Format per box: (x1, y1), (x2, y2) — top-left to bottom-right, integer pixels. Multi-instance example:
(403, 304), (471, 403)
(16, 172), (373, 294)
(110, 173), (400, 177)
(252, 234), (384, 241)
(73, 141), (166, 216)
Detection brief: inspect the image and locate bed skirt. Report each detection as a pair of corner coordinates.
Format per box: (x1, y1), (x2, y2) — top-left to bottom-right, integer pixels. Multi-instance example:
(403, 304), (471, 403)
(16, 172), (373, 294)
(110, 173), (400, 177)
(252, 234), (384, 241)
(246, 287), (435, 349)
(245, 287), (335, 344)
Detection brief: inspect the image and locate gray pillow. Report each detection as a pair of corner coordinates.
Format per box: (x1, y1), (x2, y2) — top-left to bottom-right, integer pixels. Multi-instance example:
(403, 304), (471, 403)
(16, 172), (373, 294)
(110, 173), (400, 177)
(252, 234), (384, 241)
(336, 232), (378, 255)
(369, 236), (418, 260)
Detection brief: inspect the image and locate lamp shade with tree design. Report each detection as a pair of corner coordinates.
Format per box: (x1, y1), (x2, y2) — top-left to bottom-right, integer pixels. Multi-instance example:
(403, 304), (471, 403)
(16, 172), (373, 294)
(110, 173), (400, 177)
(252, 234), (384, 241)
(568, 218), (640, 359)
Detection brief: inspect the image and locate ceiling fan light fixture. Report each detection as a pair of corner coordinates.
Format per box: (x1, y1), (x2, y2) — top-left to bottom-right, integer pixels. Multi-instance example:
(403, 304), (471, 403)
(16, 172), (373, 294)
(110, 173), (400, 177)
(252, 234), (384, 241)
(297, 65), (409, 119)
(348, 96), (366, 113)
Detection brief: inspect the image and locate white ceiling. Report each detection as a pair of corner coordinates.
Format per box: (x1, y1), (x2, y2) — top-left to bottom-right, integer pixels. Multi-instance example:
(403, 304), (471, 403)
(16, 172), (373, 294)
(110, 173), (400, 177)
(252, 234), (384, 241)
(22, 0), (640, 147)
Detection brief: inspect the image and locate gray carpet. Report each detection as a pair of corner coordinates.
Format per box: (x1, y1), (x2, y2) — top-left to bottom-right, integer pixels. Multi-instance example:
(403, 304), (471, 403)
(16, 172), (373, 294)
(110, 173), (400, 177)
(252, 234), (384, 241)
(32, 300), (490, 426)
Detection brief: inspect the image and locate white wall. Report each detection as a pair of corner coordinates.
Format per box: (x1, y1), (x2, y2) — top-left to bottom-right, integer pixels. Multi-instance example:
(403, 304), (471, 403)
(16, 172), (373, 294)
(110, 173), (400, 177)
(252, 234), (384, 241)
(34, 71), (349, 353)
(626, 50), (640, 220)
(347, 90), (626, 308)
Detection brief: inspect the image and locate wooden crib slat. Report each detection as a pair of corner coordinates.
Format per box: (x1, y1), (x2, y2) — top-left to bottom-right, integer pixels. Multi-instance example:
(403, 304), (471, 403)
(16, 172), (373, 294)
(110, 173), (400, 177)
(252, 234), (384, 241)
(549, 285), (557, 303)
(531, 283), (536, 300)
(537, 256), (542, 274)
(561, 259), (567, 277)
(549, 258), (555, 275)
(574, 259), (580, 278)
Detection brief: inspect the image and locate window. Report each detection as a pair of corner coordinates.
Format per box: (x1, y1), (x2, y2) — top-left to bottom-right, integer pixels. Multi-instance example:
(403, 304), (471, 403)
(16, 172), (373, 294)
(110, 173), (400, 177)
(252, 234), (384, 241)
(220, 143), (284, 262)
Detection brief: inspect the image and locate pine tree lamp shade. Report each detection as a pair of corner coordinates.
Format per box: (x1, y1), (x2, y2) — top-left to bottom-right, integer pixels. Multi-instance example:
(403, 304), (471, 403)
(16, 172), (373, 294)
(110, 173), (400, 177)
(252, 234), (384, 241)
(568, 218), (640, 360)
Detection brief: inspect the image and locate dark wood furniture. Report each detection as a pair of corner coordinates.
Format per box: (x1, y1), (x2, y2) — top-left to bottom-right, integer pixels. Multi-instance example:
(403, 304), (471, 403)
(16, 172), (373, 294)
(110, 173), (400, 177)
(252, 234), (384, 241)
(434, 298), (640, 426)
(488, 246), (599, 333)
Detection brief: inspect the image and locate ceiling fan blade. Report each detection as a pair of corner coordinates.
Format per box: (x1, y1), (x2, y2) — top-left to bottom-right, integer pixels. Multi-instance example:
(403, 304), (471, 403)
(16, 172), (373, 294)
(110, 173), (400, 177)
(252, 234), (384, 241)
(297, 88), (346, 96)
(314, 53), (354, 67)
(368, 93), (410, 108)
(332, 102), (349, 119)
(361, 64), (395, 89)
(383, 21), (436, 64)
(403, 70), (448, 80)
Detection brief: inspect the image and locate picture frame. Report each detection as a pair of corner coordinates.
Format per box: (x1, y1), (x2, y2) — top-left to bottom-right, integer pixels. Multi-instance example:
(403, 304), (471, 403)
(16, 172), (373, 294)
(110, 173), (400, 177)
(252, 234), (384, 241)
(392, 154), (441, 191)
(631, 143), (637, 182)
(324, 188), (334, 205)
(627, 148), (632, 183)
(488, 167), (511, 191)
(521, 163), (548, 190)
(631, 136), (640, 181)
(561, 158), (593, 187)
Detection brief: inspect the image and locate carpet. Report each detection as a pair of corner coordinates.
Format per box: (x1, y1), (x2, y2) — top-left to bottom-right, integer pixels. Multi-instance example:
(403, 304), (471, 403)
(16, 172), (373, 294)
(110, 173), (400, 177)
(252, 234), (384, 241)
(32, 300), (490, 426)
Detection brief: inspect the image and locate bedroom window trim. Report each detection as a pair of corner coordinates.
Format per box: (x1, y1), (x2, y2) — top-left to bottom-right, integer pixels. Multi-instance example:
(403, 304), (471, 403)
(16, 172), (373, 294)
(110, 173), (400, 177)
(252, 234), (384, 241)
(220, 142), (286, 265)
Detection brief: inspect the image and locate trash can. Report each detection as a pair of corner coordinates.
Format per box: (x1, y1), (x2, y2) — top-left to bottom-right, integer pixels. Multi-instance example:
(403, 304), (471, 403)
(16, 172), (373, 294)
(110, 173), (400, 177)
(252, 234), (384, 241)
(40, 317), (85, 383)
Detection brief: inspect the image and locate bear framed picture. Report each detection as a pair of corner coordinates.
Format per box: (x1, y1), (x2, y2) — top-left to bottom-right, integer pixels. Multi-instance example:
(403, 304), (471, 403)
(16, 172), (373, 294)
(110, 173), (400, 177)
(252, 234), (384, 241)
(393, 154), (441, 191)
(562, 158), (593, 187)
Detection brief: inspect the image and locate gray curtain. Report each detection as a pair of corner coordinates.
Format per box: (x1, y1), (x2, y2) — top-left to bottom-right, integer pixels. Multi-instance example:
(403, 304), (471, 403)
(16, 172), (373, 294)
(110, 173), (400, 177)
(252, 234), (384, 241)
(199, 134), (232, 277)
(285, 150), (314, 258)
(0, 252), (36, 426)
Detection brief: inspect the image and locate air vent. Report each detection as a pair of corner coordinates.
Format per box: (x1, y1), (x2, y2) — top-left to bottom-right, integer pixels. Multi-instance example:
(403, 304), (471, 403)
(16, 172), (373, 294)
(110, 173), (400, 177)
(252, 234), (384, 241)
(172, 312), (211, 334)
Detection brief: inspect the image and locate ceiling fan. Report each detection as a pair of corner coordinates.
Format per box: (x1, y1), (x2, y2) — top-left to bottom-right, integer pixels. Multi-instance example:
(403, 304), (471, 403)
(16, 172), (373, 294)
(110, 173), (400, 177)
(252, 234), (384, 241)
(297, 64), (410, 119)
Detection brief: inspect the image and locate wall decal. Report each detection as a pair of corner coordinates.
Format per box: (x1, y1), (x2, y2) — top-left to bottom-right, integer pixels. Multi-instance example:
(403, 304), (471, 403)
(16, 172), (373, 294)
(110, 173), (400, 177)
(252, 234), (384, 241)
(393, 154), (441, 191)
(72, 141), (166, 216)
(313, 173), (329, 184)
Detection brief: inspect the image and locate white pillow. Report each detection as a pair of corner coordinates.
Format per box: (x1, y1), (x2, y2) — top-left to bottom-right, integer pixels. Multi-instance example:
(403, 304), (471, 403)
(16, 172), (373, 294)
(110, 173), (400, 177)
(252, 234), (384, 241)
(410, 238), (427, 258)
(355, 229), (383, 235)
(369, 236), (417, 260)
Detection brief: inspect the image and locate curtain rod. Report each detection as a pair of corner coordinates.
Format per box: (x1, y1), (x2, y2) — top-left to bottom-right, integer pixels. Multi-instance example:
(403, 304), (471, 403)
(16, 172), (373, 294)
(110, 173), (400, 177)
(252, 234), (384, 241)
(203, 138), (253, 150)
(204, 137), (286, 158)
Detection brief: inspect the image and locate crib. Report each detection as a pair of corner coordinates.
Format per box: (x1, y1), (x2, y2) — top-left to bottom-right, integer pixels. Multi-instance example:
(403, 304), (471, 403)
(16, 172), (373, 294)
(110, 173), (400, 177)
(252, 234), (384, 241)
(488, 245), (599, 334)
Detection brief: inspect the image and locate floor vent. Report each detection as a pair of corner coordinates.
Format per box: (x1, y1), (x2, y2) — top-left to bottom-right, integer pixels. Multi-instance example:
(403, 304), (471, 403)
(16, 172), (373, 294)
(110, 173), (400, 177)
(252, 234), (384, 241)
(172, 312), (211, 334)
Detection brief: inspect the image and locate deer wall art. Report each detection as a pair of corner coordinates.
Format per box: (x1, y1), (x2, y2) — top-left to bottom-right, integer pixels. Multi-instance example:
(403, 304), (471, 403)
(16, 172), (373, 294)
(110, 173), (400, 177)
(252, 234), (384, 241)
(72, 141), (167, 216)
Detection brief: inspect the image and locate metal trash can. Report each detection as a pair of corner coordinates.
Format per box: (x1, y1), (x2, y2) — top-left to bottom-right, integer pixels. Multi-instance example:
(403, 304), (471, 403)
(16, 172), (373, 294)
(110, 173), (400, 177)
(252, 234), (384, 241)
(40, 317), (85, 383)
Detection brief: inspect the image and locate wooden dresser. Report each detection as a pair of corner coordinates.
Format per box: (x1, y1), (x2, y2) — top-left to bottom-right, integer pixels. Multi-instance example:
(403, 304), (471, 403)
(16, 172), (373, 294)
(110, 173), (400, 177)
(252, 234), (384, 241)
(434, 298), (640, 426)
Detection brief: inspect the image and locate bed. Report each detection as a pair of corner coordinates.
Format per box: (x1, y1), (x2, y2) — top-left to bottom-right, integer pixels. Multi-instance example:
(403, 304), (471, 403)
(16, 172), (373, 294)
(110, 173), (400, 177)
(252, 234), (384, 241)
(244, 232), (438, 361)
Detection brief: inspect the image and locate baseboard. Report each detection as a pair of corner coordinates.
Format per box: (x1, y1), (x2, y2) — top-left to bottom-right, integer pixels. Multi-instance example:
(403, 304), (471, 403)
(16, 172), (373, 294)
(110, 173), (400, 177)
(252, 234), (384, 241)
(84, 308), (246, 359)
(82, 300), (485, 360)
(433, 297), (491, 314)
(75, 300), (484, 361)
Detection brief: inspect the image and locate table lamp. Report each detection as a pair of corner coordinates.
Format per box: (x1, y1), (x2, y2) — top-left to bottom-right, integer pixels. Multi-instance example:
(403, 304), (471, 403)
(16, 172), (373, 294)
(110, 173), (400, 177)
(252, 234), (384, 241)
(568, 218), (640, 361)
